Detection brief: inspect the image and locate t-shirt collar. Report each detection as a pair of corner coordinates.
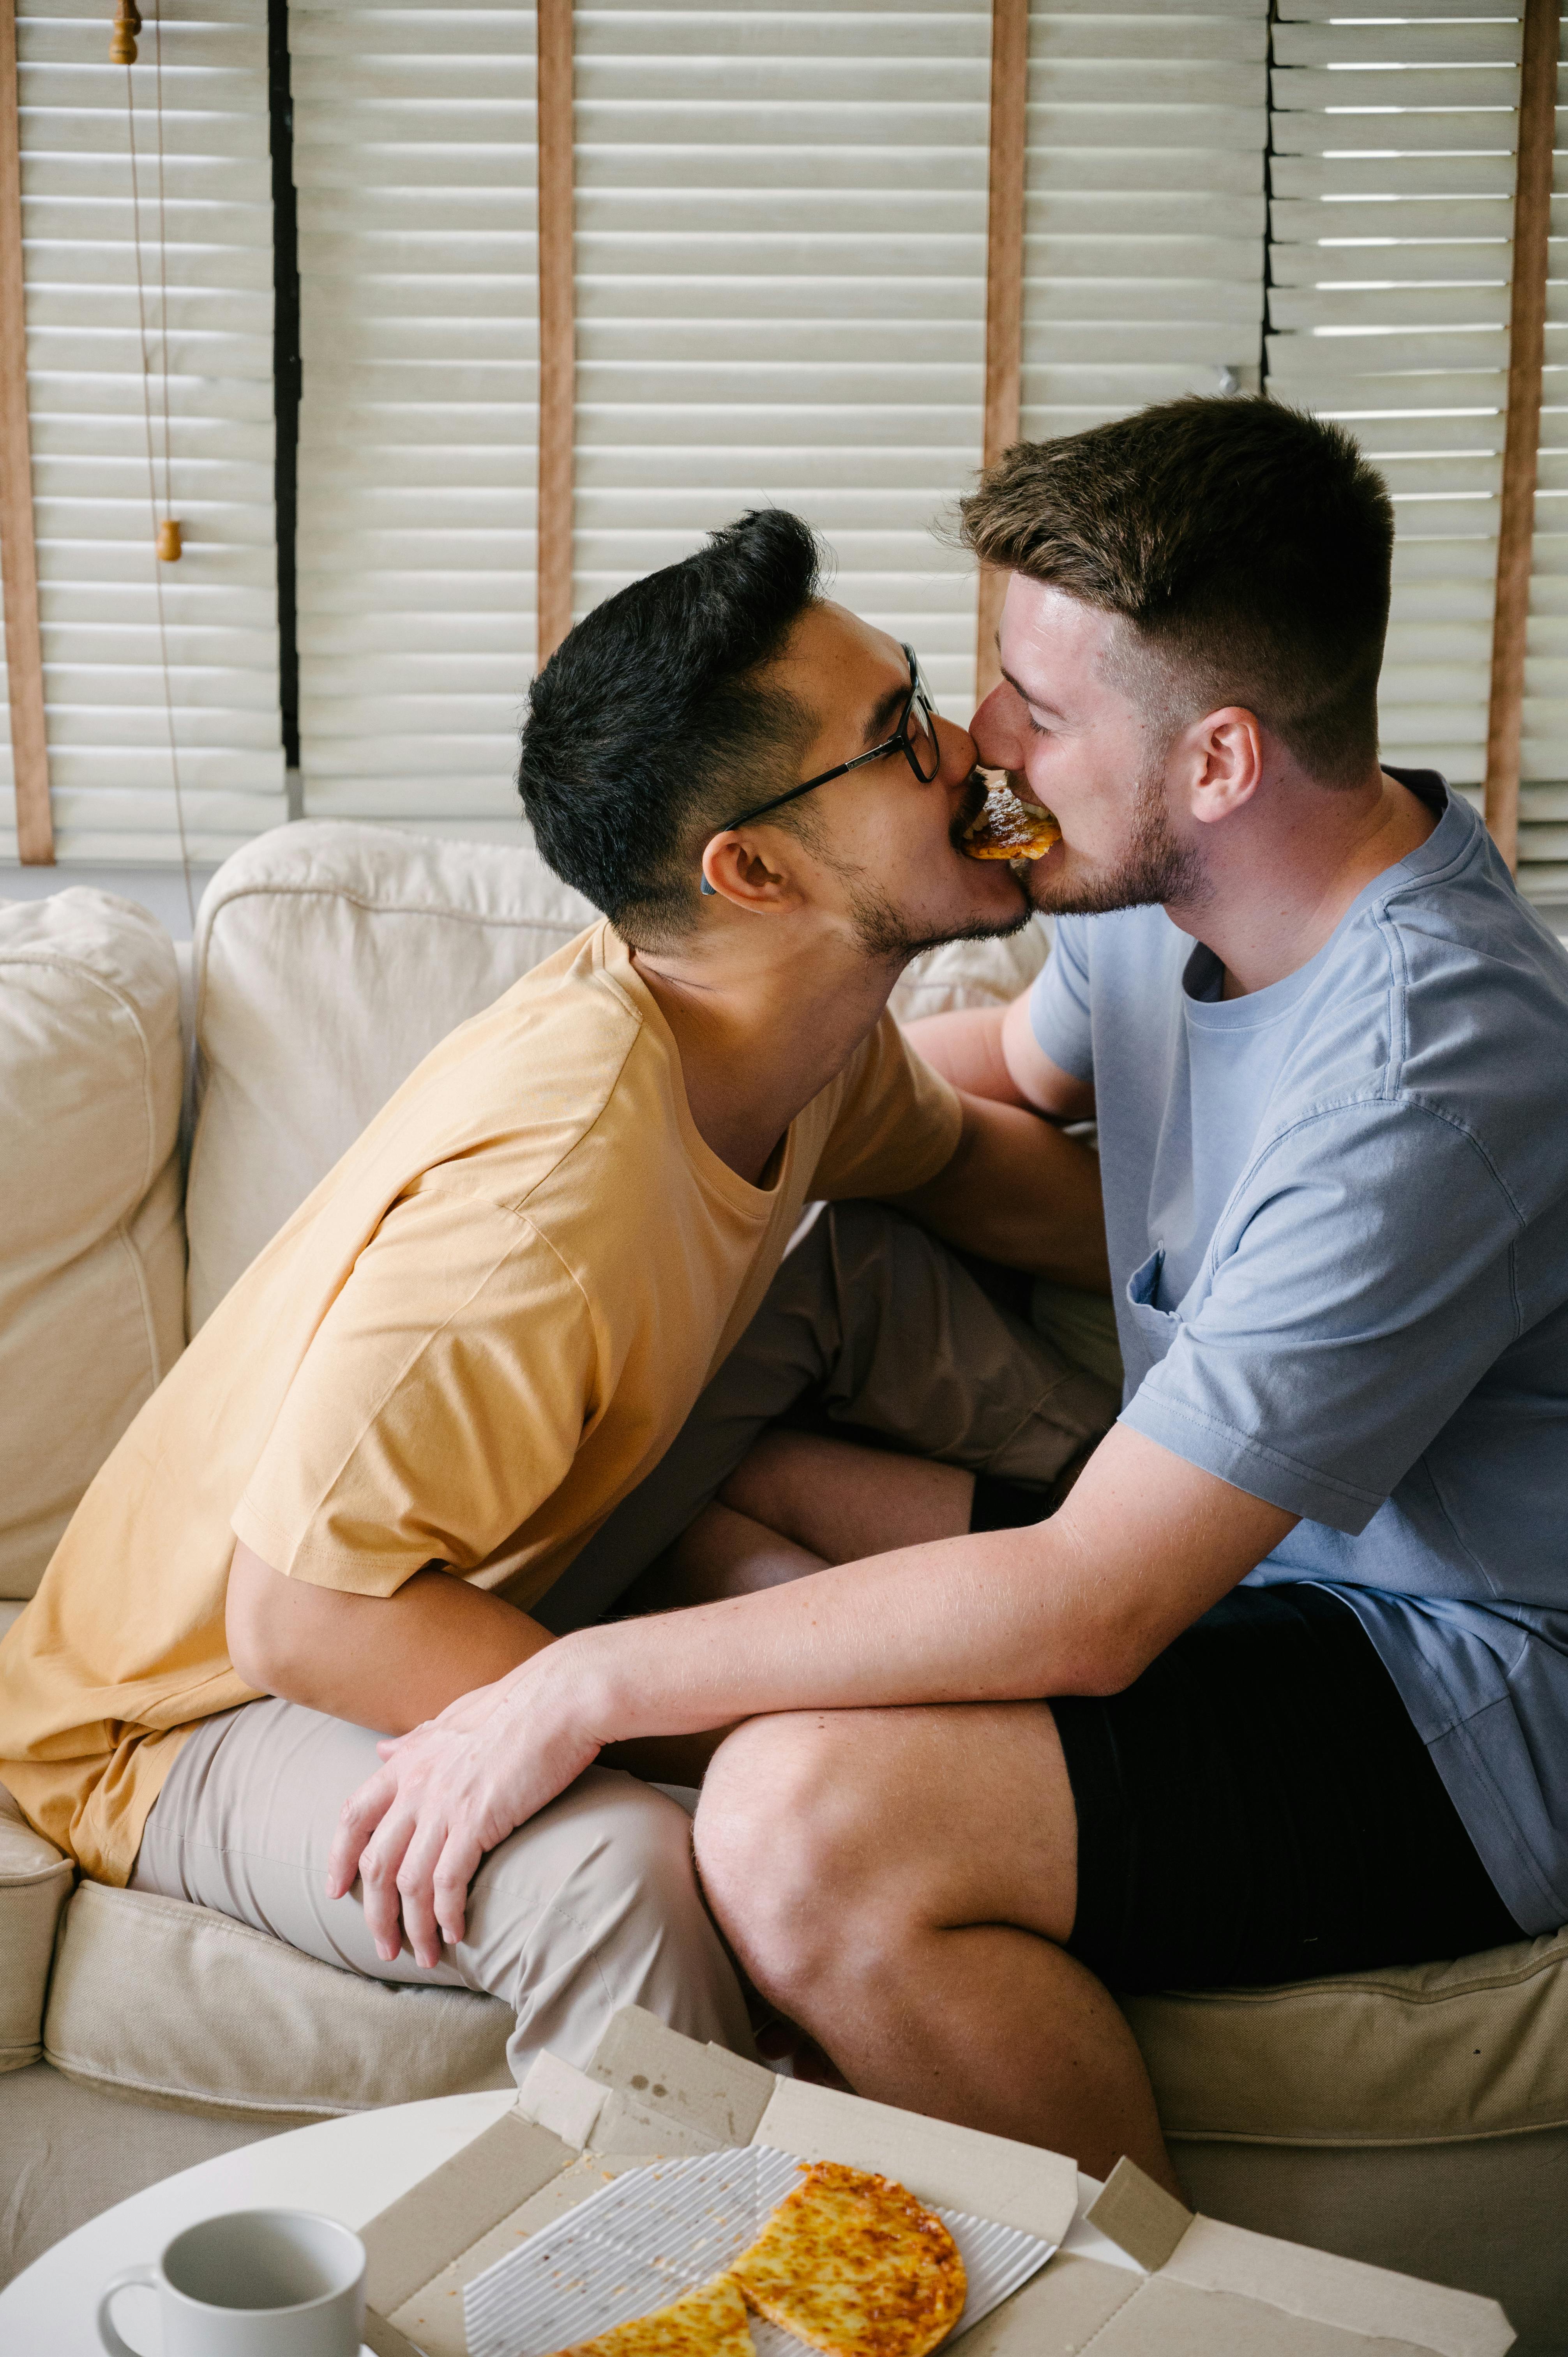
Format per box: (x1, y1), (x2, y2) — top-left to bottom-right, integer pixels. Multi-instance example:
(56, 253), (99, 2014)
(1180, 770), (1466, 1023)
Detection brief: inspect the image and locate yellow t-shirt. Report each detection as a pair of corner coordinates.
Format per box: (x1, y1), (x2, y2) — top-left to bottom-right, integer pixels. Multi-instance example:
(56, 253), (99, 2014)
(0, 922), (960, 1885)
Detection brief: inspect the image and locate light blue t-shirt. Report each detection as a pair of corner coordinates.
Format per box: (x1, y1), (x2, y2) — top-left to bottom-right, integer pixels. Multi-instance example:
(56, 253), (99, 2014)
(1029, 776), (1568, 1936)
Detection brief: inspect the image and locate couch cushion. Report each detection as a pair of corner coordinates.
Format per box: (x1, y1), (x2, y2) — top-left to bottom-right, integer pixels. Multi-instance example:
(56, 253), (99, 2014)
(0, 891), (185, 1597)
(0, 1781), (74, 2075)
(184, 820), (1052, 1328)
(1127, 1929), (1568, 2146)
(185, 823), (597, 1329)
(43, 1881), (512, 2122)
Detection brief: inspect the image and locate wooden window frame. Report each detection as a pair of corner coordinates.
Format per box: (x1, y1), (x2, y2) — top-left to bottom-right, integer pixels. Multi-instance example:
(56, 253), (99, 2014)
(0, 1), (51, 864)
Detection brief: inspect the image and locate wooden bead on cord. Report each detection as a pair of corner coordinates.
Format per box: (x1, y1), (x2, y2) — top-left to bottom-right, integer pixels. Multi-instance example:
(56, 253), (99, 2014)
(156, 519), (182, 562)
(109, 2), (141, 65)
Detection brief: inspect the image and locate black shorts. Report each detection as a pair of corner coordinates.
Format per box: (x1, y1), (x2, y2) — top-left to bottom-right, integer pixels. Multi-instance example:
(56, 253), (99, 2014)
(1052, 1582), (1520, 1993)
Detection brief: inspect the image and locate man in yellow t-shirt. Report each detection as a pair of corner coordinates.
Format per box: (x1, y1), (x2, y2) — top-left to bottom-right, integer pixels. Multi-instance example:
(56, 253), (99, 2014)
(0, 511), (1107, 2076)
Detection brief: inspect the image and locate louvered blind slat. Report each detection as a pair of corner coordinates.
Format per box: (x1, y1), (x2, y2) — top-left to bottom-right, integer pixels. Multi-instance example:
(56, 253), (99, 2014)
(3, 0), (285, 863)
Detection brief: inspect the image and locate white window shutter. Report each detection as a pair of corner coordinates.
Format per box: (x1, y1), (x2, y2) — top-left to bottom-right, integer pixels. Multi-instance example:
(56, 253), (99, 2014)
(6, 0), (286, 864)
(1268, 5), (1521, 833)
(572, 2), (991, 722)
(1022, 0), (1270, 440)
(290, 0), (540, 837)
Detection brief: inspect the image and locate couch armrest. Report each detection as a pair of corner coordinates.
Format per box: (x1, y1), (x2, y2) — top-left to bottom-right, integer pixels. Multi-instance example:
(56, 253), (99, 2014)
(0, 1781), (75, 2073)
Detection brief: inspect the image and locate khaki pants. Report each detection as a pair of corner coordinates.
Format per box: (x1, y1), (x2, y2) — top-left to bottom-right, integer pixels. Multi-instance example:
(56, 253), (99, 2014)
(131, 1698), (753, 2079)
(543, 1201), (1121, 1631)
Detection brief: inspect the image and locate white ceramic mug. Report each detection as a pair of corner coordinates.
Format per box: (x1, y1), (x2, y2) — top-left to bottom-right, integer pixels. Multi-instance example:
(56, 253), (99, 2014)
(96, 2207), (366, 2356)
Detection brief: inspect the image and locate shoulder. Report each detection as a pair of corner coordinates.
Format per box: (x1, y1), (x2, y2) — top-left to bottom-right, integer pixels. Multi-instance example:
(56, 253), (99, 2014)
(1370, 808), (1568, 1203)
(379, 919), (663, 1213)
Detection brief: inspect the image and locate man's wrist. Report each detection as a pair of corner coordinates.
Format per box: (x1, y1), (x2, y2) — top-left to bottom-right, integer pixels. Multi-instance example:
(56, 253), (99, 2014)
(525, 1624), (629, 1749)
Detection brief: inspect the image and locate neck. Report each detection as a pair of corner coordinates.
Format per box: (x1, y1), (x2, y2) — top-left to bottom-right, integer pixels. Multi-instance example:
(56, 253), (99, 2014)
(630, 921), (901, 1183)
(1164, 763), (1440, 998)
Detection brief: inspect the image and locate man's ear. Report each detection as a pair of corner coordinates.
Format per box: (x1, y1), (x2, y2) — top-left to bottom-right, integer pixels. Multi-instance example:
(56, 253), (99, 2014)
(698, 830), (803, 912)
(1183, 707), (1263, 827)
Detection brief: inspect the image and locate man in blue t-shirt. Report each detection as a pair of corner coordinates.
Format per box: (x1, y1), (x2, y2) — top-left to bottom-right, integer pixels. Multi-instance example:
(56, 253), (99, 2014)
(325, 399), (1568, 2200)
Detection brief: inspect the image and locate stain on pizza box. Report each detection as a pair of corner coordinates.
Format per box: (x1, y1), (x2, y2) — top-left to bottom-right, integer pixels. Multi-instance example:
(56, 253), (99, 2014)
(356, 2007), (1514, 2357)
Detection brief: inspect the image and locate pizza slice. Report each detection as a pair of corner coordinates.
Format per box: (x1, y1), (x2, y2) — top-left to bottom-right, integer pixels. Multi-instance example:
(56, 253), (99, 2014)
(541, 2272), (757, 2357)
(728, 2161), (966, 2357)
(961, 780), (1062, 862)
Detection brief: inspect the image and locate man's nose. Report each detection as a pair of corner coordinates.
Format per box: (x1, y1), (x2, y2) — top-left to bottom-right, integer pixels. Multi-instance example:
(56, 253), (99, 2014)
(967, 680), (1017, 770)
(936, 711), (978, 783)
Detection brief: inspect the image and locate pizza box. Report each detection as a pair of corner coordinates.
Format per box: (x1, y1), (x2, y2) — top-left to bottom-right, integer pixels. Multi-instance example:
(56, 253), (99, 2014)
(357, 2006), (1514, 2357)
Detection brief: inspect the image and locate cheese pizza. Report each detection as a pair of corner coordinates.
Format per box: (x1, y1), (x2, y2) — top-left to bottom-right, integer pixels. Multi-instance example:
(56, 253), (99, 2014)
(543, 2273), (756, 2357)
(729, 2161), (966, 2357)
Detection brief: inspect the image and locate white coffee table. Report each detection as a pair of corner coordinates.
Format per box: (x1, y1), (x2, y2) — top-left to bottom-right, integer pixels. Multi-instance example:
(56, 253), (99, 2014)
(0, 2087), (1123, 2355)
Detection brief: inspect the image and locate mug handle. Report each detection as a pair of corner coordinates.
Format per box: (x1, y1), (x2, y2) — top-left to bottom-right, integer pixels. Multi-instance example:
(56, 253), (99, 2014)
(97, 2262), (159, 2355)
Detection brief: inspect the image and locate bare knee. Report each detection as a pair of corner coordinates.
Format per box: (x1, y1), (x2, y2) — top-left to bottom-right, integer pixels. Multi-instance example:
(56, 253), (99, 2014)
(694, 1715), (893, 2014)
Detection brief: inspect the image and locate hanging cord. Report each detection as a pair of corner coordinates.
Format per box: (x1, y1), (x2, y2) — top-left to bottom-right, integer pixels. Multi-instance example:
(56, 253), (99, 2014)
(122, 6), (194, 925)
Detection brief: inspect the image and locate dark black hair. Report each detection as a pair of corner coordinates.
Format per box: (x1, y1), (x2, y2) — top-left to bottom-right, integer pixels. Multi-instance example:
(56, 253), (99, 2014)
(519, 508), (823, 941)
(961, 397), (1395, 785)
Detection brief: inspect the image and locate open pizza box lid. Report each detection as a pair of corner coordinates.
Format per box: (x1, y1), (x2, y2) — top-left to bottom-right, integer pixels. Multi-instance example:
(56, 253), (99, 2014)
(358, 2007), (1514, 2357)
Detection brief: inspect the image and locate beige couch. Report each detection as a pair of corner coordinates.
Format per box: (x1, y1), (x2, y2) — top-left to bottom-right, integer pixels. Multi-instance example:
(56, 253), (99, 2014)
(2, 823), (1565, 2346)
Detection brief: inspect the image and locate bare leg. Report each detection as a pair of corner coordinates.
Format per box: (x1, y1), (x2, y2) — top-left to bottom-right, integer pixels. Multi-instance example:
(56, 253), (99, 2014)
(694, 1703), (1180, 2195)
(624, 1502), (828, 1614)
(720, 1431), (975, 1563)
(632, 1436), (971, 1612)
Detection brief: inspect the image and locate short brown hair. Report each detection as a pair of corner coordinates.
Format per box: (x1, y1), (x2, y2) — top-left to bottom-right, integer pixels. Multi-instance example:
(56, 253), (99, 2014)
(960, 397), (1395, 786)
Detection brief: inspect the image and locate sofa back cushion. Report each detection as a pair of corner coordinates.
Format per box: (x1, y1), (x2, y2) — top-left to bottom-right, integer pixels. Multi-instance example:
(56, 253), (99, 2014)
(185, 823), (601, 1329)
(185, 821), (1051, 1329)
(0, 891), (186, 1597)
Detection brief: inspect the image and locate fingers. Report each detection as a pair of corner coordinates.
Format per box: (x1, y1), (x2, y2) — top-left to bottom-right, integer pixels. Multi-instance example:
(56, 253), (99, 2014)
(395, 1810), (452, 1969)
(326, 1760), (398, 1899)
(433, 1825), (486, 1949)
(356, 1800), (422, 1963)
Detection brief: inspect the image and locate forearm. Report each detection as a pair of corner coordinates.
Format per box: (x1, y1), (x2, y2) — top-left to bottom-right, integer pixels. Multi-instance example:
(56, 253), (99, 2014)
(524, 1431), (1295, 1753)
(890, 1092), (1110, 1291)
(227, 1544), (553, 1733)
(574, 1532), (1065, 1746)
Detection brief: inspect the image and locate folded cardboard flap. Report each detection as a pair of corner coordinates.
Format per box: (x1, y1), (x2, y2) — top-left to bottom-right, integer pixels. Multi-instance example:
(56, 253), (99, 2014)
(1084, 2156), (1192, 2272)
(359, 2010), (1515, 2357)
(753, 2073), (1076, 2242)
(1084, 2157), (1514, 2357)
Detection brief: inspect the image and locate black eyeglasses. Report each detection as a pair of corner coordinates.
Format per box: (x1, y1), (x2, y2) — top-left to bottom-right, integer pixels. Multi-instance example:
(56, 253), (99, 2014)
(700, 645), (943, 890)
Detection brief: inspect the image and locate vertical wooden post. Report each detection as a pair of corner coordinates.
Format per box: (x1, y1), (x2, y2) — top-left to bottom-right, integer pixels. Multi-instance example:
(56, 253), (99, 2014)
(1483, 0), (1559, 873)
(0, 0), (51, 864)
(975, 0), (1028, 702)
(535, 0), (575, 670)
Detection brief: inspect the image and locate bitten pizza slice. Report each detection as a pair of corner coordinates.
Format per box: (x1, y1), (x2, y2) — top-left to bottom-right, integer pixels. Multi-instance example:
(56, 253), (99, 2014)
(961, 780), (1061, 861)
(728, 2161), (966, 2357)
(541, 2273), (757, 2357)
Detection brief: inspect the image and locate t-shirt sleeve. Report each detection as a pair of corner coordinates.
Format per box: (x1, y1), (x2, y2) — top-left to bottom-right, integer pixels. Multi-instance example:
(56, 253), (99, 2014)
(1119, 1098), (1524, 1534)
(809, 1009), (964, 1200)
(233, 1185), (599, 1596)
(1028, 918), (1095, 1083)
